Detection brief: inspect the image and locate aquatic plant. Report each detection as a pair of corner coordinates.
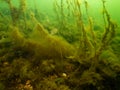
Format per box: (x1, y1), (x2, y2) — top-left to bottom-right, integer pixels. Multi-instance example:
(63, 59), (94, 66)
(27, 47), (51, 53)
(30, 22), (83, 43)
(89, 0), (117, 71)
(0, 0), (27, 26)
(52, 0), (119, 89)
(0, 0), (120, 89)
(19, 0), (27, 29)
(2, 0), (20, 25)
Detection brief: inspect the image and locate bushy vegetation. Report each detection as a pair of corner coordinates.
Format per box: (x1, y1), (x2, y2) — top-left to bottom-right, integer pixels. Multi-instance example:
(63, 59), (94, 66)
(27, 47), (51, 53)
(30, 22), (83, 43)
(0, 0), (120, 90)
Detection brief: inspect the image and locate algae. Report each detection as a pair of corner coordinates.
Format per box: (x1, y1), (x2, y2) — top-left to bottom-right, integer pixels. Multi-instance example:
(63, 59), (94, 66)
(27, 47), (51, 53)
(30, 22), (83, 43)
(0, 0), (120, 90)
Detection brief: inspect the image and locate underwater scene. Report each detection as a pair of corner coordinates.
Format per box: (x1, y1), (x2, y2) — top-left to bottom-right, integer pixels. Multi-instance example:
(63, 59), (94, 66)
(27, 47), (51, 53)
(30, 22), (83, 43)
(0, 0), (120, 90)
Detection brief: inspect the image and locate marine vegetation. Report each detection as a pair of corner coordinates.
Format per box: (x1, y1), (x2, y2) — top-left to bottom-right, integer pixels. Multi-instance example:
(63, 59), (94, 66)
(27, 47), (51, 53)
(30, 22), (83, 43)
(0, 0), (120, 90)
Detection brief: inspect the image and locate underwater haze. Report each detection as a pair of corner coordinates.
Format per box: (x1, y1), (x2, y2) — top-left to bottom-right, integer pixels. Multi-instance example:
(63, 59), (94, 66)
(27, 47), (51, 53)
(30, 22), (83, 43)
(27, 0), (120, 23)
(0, 0), (120, 90)
(1, 0), (120, 23)
(26, 0), (120, 23)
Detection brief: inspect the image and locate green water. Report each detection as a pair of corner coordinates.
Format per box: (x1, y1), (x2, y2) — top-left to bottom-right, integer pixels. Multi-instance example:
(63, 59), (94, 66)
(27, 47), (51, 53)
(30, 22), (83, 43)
(0, 0), (120, 90)
(29, 0), (120, 23)
(0, 0), (120, 23)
